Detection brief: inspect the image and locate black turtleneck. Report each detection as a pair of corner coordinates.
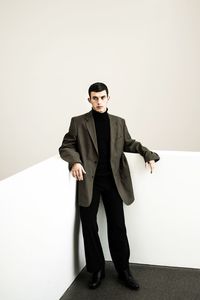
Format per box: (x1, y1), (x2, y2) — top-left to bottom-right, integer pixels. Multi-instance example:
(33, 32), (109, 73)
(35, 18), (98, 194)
(92, 109), (112, 176)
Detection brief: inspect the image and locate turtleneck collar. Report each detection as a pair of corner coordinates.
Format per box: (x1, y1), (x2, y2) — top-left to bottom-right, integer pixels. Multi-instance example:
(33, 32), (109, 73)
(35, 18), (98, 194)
(92, 108), (108, 118)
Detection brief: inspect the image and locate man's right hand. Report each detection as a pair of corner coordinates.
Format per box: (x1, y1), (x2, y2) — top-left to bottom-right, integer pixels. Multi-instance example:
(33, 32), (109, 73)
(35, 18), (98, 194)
(71, 163), (86, 181)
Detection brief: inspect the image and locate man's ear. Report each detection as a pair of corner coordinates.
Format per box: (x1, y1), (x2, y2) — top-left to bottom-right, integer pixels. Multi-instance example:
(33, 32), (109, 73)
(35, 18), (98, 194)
(88, 97), (91, 103)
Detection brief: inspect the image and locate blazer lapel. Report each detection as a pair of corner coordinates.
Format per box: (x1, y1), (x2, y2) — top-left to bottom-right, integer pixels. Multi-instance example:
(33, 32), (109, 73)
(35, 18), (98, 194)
(85, 111), (98, 154)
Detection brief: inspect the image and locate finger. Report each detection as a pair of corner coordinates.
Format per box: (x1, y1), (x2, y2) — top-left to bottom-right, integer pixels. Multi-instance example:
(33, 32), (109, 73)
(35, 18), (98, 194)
(79, 167), (86, 178)
(72, 169), (80, 179)
(77, 169), (84, 181)
(148, 164), (152, 173)
(145, 162), (153, 173)
(150, 162), (155, 173)
(78, 171), (83, 181)
(72, 170), (76, 178)
(82, 167), (86, 174)
(150, 165), (153, 174)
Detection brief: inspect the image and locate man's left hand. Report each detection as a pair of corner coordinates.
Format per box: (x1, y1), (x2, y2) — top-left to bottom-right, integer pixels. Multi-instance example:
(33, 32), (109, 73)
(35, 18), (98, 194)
(145, 160), (156, 174)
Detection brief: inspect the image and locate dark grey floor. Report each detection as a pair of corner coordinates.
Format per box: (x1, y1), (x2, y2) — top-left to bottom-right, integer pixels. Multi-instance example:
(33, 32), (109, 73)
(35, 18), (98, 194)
(60, 261), (200, 300)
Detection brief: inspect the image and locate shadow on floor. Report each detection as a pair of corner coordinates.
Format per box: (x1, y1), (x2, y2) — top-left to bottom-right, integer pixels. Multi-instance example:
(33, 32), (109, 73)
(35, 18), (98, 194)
(60, 261), (200, 300)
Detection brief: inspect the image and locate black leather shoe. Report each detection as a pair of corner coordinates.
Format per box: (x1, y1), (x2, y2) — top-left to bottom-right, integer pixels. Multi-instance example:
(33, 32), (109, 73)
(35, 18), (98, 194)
(118, 269), (140, 290)
(88, 269), (105, 289)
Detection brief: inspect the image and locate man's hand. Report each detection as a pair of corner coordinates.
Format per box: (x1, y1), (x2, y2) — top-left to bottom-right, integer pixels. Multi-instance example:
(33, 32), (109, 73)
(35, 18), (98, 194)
(145, 160), (156, 174)
(71, 163), (86, 181)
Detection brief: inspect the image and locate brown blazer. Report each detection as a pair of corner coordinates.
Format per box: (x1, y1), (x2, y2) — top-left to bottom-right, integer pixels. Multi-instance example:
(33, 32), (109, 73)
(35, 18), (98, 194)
(59, 110), (160, 207)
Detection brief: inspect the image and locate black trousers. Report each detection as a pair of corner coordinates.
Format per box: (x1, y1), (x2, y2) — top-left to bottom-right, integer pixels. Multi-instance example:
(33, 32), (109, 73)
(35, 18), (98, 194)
(79, 174), (130, 274)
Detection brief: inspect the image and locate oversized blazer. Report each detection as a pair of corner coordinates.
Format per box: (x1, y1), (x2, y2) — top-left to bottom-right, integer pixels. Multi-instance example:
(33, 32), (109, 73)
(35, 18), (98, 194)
(59, 110), (160, 207)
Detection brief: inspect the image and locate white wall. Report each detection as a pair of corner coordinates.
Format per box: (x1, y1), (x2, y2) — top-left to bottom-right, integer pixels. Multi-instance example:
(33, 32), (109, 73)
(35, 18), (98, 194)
(0, 151), (200, 300)
(98, 151), (200, 268)
(0, 157), (85, 300)
(1, 0), (200, 180)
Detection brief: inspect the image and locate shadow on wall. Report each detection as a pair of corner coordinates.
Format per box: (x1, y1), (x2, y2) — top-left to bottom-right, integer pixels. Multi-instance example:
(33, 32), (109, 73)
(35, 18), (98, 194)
(73, 198), (82, 275)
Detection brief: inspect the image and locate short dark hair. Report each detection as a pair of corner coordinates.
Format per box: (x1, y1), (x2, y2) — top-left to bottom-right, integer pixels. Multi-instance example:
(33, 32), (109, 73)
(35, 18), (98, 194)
(88, 82), (109, 97)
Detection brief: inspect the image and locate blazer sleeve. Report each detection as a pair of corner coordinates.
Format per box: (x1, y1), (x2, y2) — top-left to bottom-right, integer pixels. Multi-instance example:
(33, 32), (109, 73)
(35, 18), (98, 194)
(59, 117), (82, 169)
(123, 120), (160, 163)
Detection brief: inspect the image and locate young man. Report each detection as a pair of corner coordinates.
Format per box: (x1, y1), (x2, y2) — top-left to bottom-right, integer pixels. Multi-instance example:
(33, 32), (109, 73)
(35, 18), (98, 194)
(59, 82), (160, 290)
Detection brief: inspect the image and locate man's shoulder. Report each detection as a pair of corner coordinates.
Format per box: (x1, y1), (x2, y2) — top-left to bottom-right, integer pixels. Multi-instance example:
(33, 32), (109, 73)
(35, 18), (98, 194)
(71, 111), (91, 121)
(108, 113), (125, 123)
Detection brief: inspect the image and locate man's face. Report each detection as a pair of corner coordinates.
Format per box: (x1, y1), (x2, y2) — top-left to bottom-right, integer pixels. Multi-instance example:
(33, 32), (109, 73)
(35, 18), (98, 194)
(88, 90), (110, 113)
